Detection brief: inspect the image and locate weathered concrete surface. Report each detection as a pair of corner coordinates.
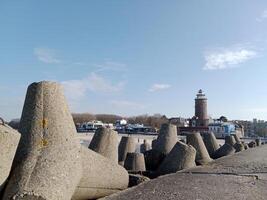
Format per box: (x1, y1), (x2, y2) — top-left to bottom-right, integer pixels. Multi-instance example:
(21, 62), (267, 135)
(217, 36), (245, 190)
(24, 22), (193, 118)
(101, 173), (267, 200)
(3, 81), (82, 200)
(140, 140), (151, 153)
(233, 134), (241, 143)
(118, 136), (136, 165)
(212, 143), (235, 159)
(255, 138), (261, 146)
(128, 174), (150, 187)
(124, 153), (146, 172)
(72, 146), (129, 200)
(248, 141), (256, 148)
(144, 149), (165, 171)
(0, 124), (21, 193)
(154, 123), (177, 155)
(89, 127), (118, 162)
(187, 132), (212, 164)
(101, 145), (267, 200)
(151, 139), (157, 149)
(234, 142), (245, 152)
(202, 132), (219, 157)
(157, 141), (196, 175)
(225, 135), (236, 146)
(185, 145), (267, 176)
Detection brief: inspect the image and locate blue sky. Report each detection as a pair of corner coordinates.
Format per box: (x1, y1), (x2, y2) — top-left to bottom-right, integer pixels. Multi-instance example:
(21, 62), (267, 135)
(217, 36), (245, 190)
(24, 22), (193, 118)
(1, 0), (267, 121)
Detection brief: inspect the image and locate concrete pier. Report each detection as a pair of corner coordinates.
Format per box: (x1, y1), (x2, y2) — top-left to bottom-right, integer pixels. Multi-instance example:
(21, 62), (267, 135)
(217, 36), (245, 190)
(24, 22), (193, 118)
(101, 145), (267, 200)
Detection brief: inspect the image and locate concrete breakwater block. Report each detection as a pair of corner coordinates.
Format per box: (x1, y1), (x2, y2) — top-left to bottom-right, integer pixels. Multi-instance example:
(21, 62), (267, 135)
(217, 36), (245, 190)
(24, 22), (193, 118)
(144, 149), (165, 171)
(248, 141), (256, 148)
(225, 135), (236, 146)
(154, 123), (177, 155)
(233, 134), (241, 143)
(157, 141), (196, 175)
(140, 140), (151, 153)
(255, 138), (261, 146)
(151, 139), (157, 149)
(72, 147), (129, 200)
(243, 143), (249, 150)
(202, 132), (219, 157)
(0, 123), (21, 193)
(118, 136), (136, 165)
(3, 81), (82, 200)
(234, 142), (245, 152)
(213, 143), (235, 159)
(128, 174), (150, 187)
(89, 127), (118, 162)
(187, 132), (212, 165)
(124, 153), (146, 172)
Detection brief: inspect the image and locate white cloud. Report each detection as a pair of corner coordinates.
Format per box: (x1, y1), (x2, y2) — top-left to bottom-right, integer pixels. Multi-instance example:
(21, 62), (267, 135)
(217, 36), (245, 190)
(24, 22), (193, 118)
(149, 83), (171, 92)
(94, 61), (127, 72)
(256, 9), (267, 22)
(34, 48), (61, 64)
(62, 72), (125, 101)
(203, 48), (257, 70)
(110, 100), (145, 109)
(87, 72), (125, 92)
(61, 79), (88, 100)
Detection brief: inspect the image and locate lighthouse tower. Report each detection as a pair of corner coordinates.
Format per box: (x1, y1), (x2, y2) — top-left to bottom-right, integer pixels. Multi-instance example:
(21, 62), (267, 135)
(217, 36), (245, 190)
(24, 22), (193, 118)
(195, 89), (209, 127)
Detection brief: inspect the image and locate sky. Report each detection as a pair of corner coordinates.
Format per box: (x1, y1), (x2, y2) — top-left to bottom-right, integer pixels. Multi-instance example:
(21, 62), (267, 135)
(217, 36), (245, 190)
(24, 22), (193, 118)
(1, 0), (267, 121)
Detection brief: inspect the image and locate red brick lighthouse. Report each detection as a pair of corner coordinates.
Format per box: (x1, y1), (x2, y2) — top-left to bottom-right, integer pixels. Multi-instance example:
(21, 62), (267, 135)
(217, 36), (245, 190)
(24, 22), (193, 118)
(195, 89), (209, 127)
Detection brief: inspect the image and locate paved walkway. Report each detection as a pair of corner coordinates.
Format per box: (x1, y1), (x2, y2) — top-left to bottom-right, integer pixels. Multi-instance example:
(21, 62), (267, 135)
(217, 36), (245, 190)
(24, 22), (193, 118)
(102, 145), (267, 200)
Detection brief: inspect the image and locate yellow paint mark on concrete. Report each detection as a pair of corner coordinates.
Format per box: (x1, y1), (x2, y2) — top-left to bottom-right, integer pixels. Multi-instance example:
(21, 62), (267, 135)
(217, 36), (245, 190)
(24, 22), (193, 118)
(39, 139), (48, 147)
(41, 119), (48, 128)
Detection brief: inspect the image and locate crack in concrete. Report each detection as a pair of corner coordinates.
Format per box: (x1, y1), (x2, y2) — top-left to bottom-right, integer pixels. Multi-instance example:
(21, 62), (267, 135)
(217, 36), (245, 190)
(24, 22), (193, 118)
(180, 171), (267, 180)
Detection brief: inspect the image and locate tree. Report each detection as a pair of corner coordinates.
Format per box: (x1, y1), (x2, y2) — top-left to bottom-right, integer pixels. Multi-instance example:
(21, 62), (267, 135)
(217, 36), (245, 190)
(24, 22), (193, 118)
(219, 116), (228, 122)
(72, 113), (96, 124)
(95, 114), (123, 123)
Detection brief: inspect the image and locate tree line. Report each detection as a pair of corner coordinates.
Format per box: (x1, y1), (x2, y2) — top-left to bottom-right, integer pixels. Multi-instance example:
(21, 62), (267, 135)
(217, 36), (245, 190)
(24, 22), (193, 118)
(72, 113), (169, 129)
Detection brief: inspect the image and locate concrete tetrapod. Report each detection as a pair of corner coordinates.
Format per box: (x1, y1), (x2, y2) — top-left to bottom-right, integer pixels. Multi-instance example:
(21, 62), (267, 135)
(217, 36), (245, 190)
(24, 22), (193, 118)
(3, 81), (82, 200)
(128, 174), (150, 187)
(225, 135), (236, 146)
(89, 127), (118, 162)
(213, 143), (236, 159)
(144, 149), (165, 171)
(233, 134), (241, 143)
(151, 139), (157, 149)
(187, 132), (212, 165)
(243, 143), (249, 150)
(202, 132), (219, 157)
(72, 146), (129, 200)
(124, 152), (146, 172)
(140, 140), (151, 153)
(157, 141), (196, 175)
(118, 136), (136, 165)
(234, 142), (245, 152)
(0, 122), (21, 193)
(255, 138), (261, 146)
(154, 123), (177, 155)
(248, 141), (256, 148)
